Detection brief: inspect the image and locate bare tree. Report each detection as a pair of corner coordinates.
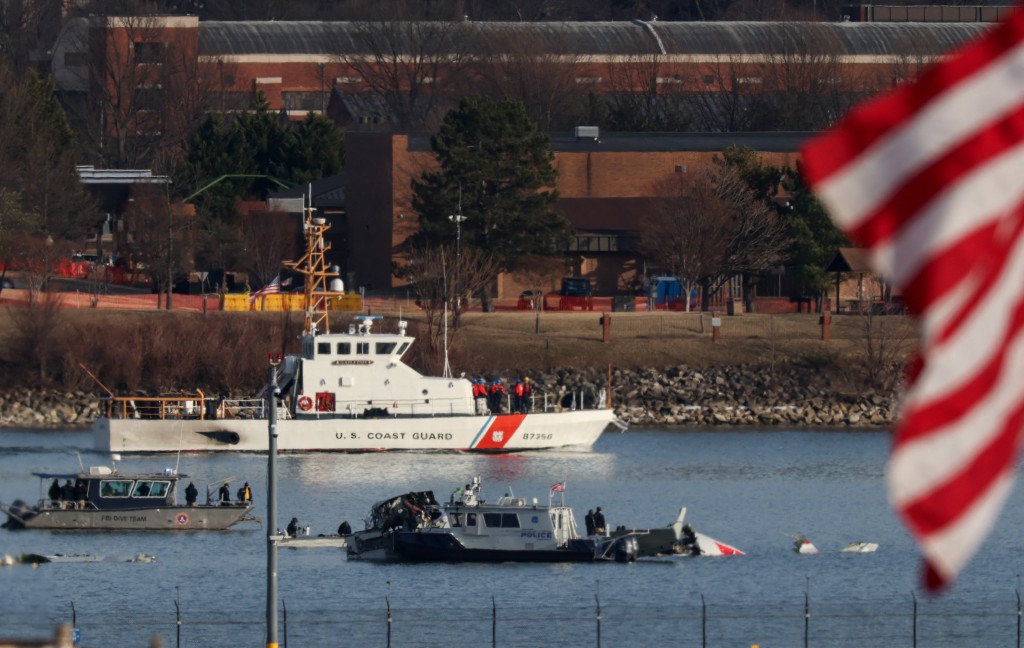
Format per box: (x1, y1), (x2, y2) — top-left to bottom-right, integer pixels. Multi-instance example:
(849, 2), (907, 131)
(470, 29), (587, 132)
(58, 14), (219, 170)
(401, 244), (501, 357)
(602, 53), (693, 132)
(241, 212), (300, 288)
(641, 162), (789, 310)
(122, 183), (194, 308)
(753, 24), (848, 131)
(331, 18), (470, 131)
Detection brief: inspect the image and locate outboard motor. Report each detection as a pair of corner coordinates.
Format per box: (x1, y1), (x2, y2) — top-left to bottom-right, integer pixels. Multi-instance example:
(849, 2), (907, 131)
(2, 500), (29, 530)
(614, 535), (639, 563)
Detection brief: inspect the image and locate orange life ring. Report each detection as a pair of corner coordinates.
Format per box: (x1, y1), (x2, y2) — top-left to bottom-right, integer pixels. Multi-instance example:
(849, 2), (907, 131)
(298, 396), (313, 412)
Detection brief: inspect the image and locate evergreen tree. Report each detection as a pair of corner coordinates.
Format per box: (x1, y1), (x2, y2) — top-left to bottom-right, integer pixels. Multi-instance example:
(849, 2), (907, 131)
(0, 70), (95, 243)
(784, 163), (849, 300)
(177, 98), (345, 272)
(410, 95), (569, 271)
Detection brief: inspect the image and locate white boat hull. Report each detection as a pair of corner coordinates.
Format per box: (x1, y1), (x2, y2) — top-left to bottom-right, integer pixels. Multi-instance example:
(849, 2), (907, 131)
(93, 410), (615, 453)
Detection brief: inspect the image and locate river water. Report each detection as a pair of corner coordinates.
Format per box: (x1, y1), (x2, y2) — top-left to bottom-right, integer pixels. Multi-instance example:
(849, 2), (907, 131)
(1, 427), (1022, 647)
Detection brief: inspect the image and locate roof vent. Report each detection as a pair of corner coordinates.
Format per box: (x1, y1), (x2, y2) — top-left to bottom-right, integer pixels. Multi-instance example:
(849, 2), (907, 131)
(574, 125), (599, 141)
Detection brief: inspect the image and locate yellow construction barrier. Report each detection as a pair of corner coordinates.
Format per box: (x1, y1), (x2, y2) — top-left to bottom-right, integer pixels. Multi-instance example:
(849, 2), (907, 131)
(330, 294), (363, 311)
(222, 291), (361, 312)
(222, 294), (251, 311)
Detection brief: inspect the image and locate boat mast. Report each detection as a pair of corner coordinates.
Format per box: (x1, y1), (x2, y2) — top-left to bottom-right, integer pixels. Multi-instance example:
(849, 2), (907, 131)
(281, 189), (342, 336)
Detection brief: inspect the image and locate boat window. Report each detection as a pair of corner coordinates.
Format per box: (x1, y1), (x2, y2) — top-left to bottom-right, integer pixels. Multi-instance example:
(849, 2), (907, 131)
(132, 480), (170, 498)
(99, 480), (133, 497)
(356, 342), (369, 355)
(466, 513), (476, 527)
(483, 513), (520, 528)
(317, 342), (331, 355)
(375, 342), (397, 355)
(336, 343), (351, 355)
(396, 342), (409, 356)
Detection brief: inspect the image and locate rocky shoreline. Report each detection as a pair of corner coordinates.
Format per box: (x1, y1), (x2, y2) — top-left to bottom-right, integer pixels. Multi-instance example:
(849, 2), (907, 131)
(0, 363), (897, 430)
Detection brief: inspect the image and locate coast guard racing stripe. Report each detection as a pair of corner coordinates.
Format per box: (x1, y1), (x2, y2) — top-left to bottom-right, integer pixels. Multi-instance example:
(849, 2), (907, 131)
(470, 415), (526, 450)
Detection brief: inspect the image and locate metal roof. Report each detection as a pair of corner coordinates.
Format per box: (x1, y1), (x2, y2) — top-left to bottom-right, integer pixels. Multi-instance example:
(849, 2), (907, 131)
(199, 20), (988, 58)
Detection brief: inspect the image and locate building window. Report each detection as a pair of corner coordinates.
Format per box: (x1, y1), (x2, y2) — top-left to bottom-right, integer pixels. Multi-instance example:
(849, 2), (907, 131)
(133, 87), (164, 110)
(134, 42), (164, 65)
(64, 51), (88, 67)
(221, 92), (254, 110)
(283, 91), (326, 112)
(568, 234), (624, 253)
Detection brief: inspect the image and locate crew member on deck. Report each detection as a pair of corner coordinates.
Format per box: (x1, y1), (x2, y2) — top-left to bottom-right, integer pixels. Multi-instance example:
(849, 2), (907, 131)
(522, 377), (533, 413)
(287, 517), (300, 538)
(338, 520), (352, 536)
(585, 509), (596, 536)
(593, 507), (607, 535)
(48, 479), (60, 506)
(237, 482), (252, 503)
(185, 482), (198, 506)
(61, 480), (74, 508)
(219, 483), (231, 505)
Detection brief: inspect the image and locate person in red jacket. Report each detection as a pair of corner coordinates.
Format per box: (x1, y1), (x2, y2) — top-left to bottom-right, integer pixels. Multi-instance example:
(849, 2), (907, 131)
(489, 380), (506, 414)
(522, 377), (533, 413)
(513, 379), (525, 413)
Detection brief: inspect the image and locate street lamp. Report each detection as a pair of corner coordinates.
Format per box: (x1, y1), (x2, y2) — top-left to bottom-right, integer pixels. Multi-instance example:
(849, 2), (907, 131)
(448, 186), (466, 308)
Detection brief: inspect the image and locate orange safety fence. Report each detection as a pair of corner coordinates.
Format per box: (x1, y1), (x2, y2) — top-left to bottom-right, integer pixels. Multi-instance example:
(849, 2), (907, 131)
(0, 289), (221, 312)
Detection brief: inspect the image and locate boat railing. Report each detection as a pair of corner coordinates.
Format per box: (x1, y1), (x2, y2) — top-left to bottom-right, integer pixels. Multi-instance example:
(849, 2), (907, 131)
(221, 398), (269, 420)
(37, 499), (101, 512)
(100, 391), (209, 420)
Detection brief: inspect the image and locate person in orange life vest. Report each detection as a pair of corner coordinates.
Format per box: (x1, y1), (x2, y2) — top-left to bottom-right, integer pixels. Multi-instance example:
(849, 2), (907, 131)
(473, 379), (488, 414)
(513, 379), (525, 413)
(489, 380), (506, 414)
(522, 377), (533, 413)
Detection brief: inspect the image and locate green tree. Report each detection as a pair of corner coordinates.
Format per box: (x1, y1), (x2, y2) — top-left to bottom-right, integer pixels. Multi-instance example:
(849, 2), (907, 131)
(0, 69), (96, 244)
(177, 98), (345, 274)
(410, 95), (569, 272)
(783, 162), (849, 305)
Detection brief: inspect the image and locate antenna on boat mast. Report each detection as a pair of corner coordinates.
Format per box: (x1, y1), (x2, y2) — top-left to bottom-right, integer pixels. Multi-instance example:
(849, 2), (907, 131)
(280, 185), (343, 336)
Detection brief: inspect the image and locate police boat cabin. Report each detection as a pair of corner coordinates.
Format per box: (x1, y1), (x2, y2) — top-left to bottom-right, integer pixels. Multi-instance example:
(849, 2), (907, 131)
(347, 477), (639, 563)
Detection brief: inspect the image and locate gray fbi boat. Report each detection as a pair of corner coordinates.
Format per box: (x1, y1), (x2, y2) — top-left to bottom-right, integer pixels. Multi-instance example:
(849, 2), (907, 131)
(1, 464), (257, 531)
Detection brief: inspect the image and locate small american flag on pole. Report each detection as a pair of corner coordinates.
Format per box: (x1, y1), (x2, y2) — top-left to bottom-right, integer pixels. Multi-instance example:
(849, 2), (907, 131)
(802, 6), (1024, 591)
(550, 481), (565, 493)
(249, 275), (292, 304)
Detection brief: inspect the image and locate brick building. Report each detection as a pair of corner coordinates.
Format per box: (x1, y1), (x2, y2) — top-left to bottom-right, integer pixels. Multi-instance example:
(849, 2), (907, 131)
(338, 130), (806, 297)
(45, 15), (984, 297)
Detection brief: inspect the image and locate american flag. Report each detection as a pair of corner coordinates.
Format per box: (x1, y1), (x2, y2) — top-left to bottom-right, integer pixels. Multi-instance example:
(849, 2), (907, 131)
(802, 7), (1024, 590)
(249, 275), (292, 304)
(550, 481), (565, 493)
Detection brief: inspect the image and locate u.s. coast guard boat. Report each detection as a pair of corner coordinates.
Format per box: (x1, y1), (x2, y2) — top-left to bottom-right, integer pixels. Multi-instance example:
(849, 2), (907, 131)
(91, 212), (616, 454)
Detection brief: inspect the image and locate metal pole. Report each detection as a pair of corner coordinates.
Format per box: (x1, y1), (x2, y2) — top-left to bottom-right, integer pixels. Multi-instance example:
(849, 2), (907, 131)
(804, 577), (810, 648)
(266, 354), (281, 648)
(175, 587), (181, 648)
(912, 591), (917, 648)
(492, 595), (496, 647)
(700, 594), (706, 648)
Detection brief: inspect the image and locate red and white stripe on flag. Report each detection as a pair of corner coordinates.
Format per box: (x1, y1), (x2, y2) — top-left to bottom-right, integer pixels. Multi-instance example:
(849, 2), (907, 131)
(550, 482), (565, 493)
(249, 275), (282, 304)
(802, 5), (1024, 591)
